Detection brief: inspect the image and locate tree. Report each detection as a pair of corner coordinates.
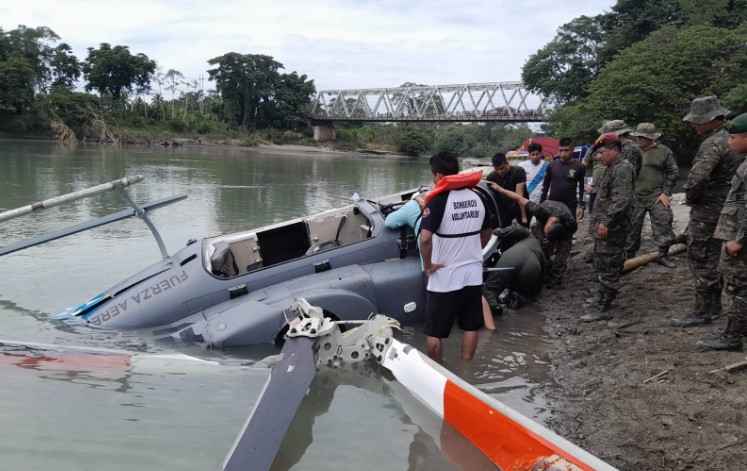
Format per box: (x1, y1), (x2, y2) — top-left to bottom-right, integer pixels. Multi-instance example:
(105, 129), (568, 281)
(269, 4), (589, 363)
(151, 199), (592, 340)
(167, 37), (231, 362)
(207, 52), (282, 130)
(0, 25), (74, 112)
(433, 125), (470, 155)
(267, 71), (315, 130)
(722, 84), (747, 114)
(3, 26), (60, 90)
(598, 0), (682, 64)
(50, 43), (80, 89)
(0, 56), (36, 112)
(397, 129), (432, 156)
(164, 68), (184, 119)
(523, 0), (747, 107)
(208, 53), (314, 131)
(550, 24), (747, 160)
(522, 16), (606, 105)
(82, 43), (156, 101)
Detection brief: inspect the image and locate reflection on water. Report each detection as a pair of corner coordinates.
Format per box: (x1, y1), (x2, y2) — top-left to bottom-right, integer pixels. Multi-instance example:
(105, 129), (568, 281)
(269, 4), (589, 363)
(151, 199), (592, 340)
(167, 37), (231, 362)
(272, 365), (496, 471)
(0, 141), (553, 470)
(0, 348), (267, 471)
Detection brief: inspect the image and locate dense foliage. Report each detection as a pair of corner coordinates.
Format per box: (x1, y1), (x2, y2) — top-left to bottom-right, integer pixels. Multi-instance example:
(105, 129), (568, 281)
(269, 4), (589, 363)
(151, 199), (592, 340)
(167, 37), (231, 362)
(207, 53), (315, 131)
(0, 24), (538, 158)
(0, 26), (318, 141)
(523, 0), (747, 161)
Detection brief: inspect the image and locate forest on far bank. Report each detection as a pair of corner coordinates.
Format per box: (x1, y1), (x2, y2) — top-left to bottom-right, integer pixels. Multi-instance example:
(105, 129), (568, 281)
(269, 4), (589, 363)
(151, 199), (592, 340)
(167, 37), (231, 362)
(1, 0), (746, 161)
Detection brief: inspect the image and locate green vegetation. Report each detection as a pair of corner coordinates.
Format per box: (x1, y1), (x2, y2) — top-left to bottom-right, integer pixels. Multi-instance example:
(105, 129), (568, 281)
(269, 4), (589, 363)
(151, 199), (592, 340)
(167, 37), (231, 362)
(523, 0), (747, 161)
(0, 25), (318, 145)
(9, 1), (743, 160)
(0, 25), (529, 158)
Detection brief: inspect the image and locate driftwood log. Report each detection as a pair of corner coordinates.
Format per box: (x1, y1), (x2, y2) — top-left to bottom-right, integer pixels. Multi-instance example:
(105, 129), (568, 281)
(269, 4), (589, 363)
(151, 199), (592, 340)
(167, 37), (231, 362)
(623, 243), (687, 274)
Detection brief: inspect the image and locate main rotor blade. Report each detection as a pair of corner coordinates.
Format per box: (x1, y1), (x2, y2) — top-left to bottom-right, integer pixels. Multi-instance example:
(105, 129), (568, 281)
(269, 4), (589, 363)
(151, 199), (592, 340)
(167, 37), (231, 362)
(224, 336), (318, 471)
(0, 175), (144, 222)
(0, 194), (187, 257)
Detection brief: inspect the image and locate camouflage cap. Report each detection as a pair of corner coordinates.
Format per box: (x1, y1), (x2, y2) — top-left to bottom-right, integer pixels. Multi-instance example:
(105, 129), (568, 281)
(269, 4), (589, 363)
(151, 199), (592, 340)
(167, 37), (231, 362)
(682, 96), (730, 124)
(596, 119), (633, 135)
(725, 113), (747, 134)
(629, 122), (662, 140)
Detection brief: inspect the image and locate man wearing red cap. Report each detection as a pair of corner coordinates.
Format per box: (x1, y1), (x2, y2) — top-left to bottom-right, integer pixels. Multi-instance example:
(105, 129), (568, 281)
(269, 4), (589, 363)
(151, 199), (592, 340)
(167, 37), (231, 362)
(581, 134), (636, 322)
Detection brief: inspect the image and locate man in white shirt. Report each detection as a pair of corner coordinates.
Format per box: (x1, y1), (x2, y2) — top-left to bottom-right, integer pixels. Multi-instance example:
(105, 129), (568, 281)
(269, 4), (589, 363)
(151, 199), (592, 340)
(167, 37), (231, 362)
(420, 152), (494, 362)
(518, 142), (548, 225)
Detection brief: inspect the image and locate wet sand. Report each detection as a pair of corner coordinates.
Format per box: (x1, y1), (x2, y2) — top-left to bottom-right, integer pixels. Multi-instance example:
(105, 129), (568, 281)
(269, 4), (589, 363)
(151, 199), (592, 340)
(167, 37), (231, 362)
(542, 194), (747, 470)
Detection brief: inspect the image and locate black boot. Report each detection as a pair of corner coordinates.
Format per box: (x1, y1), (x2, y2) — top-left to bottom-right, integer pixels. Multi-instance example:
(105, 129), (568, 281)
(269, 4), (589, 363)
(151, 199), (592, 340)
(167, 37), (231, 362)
(625, 251), (636, 260)
(671, 292), (711, 326)
(483, 291), (503, 317)
(697, 320), (744, 351)
(656, 247), (676, 269)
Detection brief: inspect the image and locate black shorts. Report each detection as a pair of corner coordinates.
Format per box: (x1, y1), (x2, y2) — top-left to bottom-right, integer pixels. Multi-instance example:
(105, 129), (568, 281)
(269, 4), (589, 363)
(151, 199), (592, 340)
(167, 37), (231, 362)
(424, 284), (484, 338)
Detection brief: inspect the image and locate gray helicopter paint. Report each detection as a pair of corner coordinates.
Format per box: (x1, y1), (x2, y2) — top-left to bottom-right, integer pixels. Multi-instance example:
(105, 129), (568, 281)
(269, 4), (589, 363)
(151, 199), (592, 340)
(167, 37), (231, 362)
(74, 183), (501, 347)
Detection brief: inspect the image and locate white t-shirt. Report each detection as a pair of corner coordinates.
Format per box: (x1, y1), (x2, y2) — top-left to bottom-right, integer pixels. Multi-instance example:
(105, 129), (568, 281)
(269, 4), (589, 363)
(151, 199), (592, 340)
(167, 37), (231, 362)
(519, 160), (547, 204)
(421, 188), (488, 292)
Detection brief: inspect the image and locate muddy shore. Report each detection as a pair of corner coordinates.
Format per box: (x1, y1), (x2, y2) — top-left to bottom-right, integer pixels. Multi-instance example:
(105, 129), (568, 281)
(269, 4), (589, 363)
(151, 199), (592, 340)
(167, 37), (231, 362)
(540, 194), (746, 471)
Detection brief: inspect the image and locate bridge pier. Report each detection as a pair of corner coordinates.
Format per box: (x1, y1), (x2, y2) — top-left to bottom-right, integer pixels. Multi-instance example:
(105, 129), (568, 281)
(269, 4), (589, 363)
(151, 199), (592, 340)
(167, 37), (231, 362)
(312, 122), (336, 142)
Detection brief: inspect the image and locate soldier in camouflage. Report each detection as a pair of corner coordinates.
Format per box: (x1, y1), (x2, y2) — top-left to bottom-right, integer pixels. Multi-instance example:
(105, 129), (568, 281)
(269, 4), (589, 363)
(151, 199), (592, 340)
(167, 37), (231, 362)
(487, 182), (577, 288)
(584, 120), (636, 213)
(672, 96), (742, 327)
(581, 134), (636, 322)
(625, 123), (679, 268)
(697, 112), (747, 351)
(619, 128), (643, 180)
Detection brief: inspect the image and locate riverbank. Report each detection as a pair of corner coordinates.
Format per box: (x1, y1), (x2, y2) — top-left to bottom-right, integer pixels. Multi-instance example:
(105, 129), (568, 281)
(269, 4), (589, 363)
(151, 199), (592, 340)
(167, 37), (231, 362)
(539, 194), (746, 470)
(0, 132), (415, 159)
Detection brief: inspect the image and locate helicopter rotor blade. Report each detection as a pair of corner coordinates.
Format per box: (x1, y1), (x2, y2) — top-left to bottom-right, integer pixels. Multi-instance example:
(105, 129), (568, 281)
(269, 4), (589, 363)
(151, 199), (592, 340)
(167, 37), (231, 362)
(223, 336), (318, 471)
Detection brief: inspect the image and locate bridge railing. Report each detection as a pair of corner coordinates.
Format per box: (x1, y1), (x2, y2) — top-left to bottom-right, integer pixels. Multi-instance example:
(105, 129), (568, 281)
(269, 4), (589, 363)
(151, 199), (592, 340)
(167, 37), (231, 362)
(308, 82), (551, 122)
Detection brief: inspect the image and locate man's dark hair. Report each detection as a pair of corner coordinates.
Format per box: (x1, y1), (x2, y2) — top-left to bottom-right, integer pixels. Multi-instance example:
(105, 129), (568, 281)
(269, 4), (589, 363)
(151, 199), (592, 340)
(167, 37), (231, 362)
(429, 151), (459, 176)
(559, 138), (573, 148)
(527, 142), (543, 154)
(546, 221), (566, 241)
(492, 152), (508, 167)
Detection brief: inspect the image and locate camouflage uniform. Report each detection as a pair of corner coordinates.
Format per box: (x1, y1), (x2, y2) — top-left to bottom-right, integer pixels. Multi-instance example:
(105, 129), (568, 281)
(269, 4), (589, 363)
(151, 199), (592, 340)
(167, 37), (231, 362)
(526, 200), (577, 285)
(621, 140), (643, 179)
(582, 148), (605, 213)
(589, 158), (636, 307)
(625, 143), (679, 256)
(709, 159), (747, 342)
(682, 126), (742, 318)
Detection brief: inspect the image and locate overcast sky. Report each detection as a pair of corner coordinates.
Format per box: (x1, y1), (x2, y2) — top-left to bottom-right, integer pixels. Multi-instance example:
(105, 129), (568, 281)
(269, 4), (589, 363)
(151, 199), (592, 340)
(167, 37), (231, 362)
(2, 0), (616, 92)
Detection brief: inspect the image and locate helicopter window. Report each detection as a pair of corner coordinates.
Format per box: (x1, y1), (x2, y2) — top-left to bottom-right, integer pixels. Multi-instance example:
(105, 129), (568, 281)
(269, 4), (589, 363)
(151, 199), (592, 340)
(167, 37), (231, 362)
(256, 221), (311, 267)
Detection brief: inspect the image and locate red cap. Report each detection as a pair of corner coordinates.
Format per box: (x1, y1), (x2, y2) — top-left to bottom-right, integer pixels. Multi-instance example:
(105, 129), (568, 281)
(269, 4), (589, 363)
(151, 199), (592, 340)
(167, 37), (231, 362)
(592, 133), (620, 151)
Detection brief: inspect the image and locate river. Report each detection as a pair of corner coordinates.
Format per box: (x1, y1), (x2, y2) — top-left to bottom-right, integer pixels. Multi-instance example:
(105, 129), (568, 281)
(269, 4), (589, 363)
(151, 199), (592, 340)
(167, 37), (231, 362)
(0, 140), (552, 470)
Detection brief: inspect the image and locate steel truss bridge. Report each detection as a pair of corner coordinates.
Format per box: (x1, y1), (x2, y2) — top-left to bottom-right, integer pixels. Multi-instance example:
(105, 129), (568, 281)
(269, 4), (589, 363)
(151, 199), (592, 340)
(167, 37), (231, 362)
(308, 82), (550, 123)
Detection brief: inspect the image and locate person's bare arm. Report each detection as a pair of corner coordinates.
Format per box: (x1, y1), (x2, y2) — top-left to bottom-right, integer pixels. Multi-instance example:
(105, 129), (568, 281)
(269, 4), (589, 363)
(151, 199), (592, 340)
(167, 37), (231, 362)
(515, 182), (528, 223)
(487, 181), (530, 207)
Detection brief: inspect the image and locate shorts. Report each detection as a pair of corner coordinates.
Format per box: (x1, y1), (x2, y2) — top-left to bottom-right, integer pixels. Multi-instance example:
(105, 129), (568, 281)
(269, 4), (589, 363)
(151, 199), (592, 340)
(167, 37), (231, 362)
(424, 284), (484, 338)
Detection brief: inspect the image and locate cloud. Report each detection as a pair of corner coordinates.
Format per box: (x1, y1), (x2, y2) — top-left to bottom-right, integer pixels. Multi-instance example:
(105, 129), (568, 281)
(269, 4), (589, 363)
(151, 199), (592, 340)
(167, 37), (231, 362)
(2, 0), (615, 91)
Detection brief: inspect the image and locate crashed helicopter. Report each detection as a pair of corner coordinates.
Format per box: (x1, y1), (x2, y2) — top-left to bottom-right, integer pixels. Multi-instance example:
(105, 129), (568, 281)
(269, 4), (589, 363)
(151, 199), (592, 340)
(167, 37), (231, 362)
(1, 173), (501, 348)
